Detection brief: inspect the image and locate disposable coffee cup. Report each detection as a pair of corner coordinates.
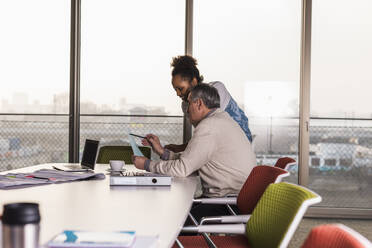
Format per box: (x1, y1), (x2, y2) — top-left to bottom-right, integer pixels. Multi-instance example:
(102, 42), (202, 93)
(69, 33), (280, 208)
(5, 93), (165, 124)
(109, 160), (125, 171)
(2, 202), (40, 248)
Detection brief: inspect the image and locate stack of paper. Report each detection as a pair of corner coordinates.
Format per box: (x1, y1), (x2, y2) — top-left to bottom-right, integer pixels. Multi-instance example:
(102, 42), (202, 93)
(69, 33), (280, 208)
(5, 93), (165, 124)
(0, 169), (105, 189)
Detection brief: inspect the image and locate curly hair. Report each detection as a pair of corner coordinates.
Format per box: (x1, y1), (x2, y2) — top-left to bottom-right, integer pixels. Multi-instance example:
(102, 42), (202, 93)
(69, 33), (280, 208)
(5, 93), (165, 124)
(171, 55), (204, 84)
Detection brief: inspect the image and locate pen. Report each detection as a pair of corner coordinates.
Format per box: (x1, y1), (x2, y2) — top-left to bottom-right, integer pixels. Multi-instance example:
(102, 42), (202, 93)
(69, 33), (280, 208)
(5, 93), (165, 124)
(52, 166), (91, 173)
(52, 166), (64, 171)
(26, 175), (56, 181)
(129, 133), (147, 139)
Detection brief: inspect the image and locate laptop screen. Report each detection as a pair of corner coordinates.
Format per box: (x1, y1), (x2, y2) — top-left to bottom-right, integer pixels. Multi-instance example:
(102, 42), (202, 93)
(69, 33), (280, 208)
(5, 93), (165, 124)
(81, 139), (100, 169)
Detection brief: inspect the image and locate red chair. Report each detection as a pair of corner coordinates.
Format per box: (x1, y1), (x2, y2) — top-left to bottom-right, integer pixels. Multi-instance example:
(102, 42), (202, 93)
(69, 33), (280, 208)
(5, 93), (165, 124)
(302, 224), (372, 248)
(175, 235), (248, 248)
(274, 157), (296, 170)
(191, 165), (290, 220)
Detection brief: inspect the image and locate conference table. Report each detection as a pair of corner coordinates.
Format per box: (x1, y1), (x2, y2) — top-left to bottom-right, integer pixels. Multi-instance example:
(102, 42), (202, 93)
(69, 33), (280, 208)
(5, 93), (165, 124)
(0, 163), (198, 248)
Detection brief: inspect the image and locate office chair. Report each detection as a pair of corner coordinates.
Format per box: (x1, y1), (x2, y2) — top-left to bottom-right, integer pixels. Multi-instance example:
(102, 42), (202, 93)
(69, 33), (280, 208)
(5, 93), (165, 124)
(96, 145), (151, 164)
(302, 224), (372, 248)
(176, 166), (289, 248)
(174, 182), (322, 248)
(274, 157), (296, 171)
(191, 165), (290, 220)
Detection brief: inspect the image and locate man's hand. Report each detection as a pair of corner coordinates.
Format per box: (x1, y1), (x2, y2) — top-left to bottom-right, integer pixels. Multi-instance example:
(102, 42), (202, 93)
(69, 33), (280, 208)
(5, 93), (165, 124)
(164, 143), (188, 153)
(141, 134), (165, 156)
(132, 155), (147, 170)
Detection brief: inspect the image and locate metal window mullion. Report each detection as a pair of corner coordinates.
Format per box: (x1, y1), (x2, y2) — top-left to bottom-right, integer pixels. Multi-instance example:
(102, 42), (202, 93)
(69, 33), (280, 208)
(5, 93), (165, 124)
(185, 0), (193, 56)
(183, 0), (193, 144)
(298, 0), (312, 187)
(69, 0), (81, 163)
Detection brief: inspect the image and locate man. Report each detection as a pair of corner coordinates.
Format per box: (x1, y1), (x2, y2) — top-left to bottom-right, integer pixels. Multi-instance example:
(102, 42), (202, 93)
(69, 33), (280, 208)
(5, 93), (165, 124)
(133, 84), (256, 219)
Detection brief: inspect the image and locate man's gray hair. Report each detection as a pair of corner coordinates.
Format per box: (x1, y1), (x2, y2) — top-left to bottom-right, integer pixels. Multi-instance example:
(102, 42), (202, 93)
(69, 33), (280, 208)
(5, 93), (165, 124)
(190, 83), (220, 109)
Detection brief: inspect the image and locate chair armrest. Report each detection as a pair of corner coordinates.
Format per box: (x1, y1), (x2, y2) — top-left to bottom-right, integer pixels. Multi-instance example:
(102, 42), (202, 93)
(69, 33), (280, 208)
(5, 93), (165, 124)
(182, 224), (246, 234)
(225, 193), (238, 197)
(275, 171), (291, 183)
(200, 215), (251, 225)
(193, 197), (237, 205)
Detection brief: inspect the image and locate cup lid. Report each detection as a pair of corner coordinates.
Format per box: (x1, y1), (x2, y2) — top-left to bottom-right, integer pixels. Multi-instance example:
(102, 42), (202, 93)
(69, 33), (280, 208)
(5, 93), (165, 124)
(2, 203), (40, 225)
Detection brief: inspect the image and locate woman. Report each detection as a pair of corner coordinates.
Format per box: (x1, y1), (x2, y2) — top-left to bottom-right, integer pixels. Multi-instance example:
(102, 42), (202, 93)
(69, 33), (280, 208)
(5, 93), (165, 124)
(165, 55), (253, 153)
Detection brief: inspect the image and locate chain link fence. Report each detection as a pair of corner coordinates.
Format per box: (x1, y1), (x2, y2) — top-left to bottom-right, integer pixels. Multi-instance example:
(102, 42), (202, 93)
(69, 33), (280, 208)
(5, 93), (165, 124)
(249, 117), (372, 209)
(1, 114), (372, 208)
(0, 115), (183, 171)
(308, 119), (372, 209)
(0, 115), (69, 171)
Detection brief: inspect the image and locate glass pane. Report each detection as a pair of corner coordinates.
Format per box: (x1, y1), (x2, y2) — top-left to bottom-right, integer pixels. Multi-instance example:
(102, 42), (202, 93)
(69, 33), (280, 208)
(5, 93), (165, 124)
(0, 0), (70, 171)
(194, 0), (301, 181)
(81, 0), (185, 115)
(0, 0), (70, 114)
(80, 0), (185, 149)
(310, 0), (372, 208)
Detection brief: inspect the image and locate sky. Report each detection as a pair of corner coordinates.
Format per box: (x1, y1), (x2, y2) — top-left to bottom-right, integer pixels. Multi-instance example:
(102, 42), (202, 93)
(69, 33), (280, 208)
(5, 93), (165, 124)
(1, 0), (372, 118)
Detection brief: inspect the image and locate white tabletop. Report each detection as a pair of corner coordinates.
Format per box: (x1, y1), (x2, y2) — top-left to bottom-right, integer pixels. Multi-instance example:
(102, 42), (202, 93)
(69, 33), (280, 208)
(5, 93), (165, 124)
(0, 163), (198, 248)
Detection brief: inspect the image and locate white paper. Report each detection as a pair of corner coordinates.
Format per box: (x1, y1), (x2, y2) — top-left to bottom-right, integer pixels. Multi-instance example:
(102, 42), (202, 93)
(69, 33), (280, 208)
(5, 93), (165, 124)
(128, 133), (144, 157)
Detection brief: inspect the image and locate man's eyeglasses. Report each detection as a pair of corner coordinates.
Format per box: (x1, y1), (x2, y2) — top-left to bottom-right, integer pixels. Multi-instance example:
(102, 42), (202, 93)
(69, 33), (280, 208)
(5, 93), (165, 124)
(185, 101), (190, 112)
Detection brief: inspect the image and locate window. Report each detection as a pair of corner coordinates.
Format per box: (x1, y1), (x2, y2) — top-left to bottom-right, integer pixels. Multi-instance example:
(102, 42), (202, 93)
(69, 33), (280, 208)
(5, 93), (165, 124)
(80, 0), (185, 151)
(194, 0), (301, 178)
(0, 0), (70, 171)
(309, 0), (372, 208)
(81, 0), (185, 115)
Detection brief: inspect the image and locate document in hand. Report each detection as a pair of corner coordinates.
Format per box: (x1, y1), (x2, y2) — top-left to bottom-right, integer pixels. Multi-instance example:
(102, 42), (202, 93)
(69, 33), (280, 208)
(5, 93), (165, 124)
(47, 230), (136, 248)
(128, 132), (145, 156)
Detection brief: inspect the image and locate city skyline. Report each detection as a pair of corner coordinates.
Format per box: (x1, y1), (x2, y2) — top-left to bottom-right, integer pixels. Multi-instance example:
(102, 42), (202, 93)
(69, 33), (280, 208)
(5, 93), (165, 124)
(0, 92), (169, 116)
(1, 89), (372, 119)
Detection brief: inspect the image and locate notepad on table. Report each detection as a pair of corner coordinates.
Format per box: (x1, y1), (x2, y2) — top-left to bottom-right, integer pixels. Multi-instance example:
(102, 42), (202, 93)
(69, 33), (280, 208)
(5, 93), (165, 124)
(47, 230), (136, 248)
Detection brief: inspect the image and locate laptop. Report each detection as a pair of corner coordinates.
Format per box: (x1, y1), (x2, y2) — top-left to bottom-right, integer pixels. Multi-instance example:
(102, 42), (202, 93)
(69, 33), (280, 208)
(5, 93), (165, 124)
(53, 139), (100, 172)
